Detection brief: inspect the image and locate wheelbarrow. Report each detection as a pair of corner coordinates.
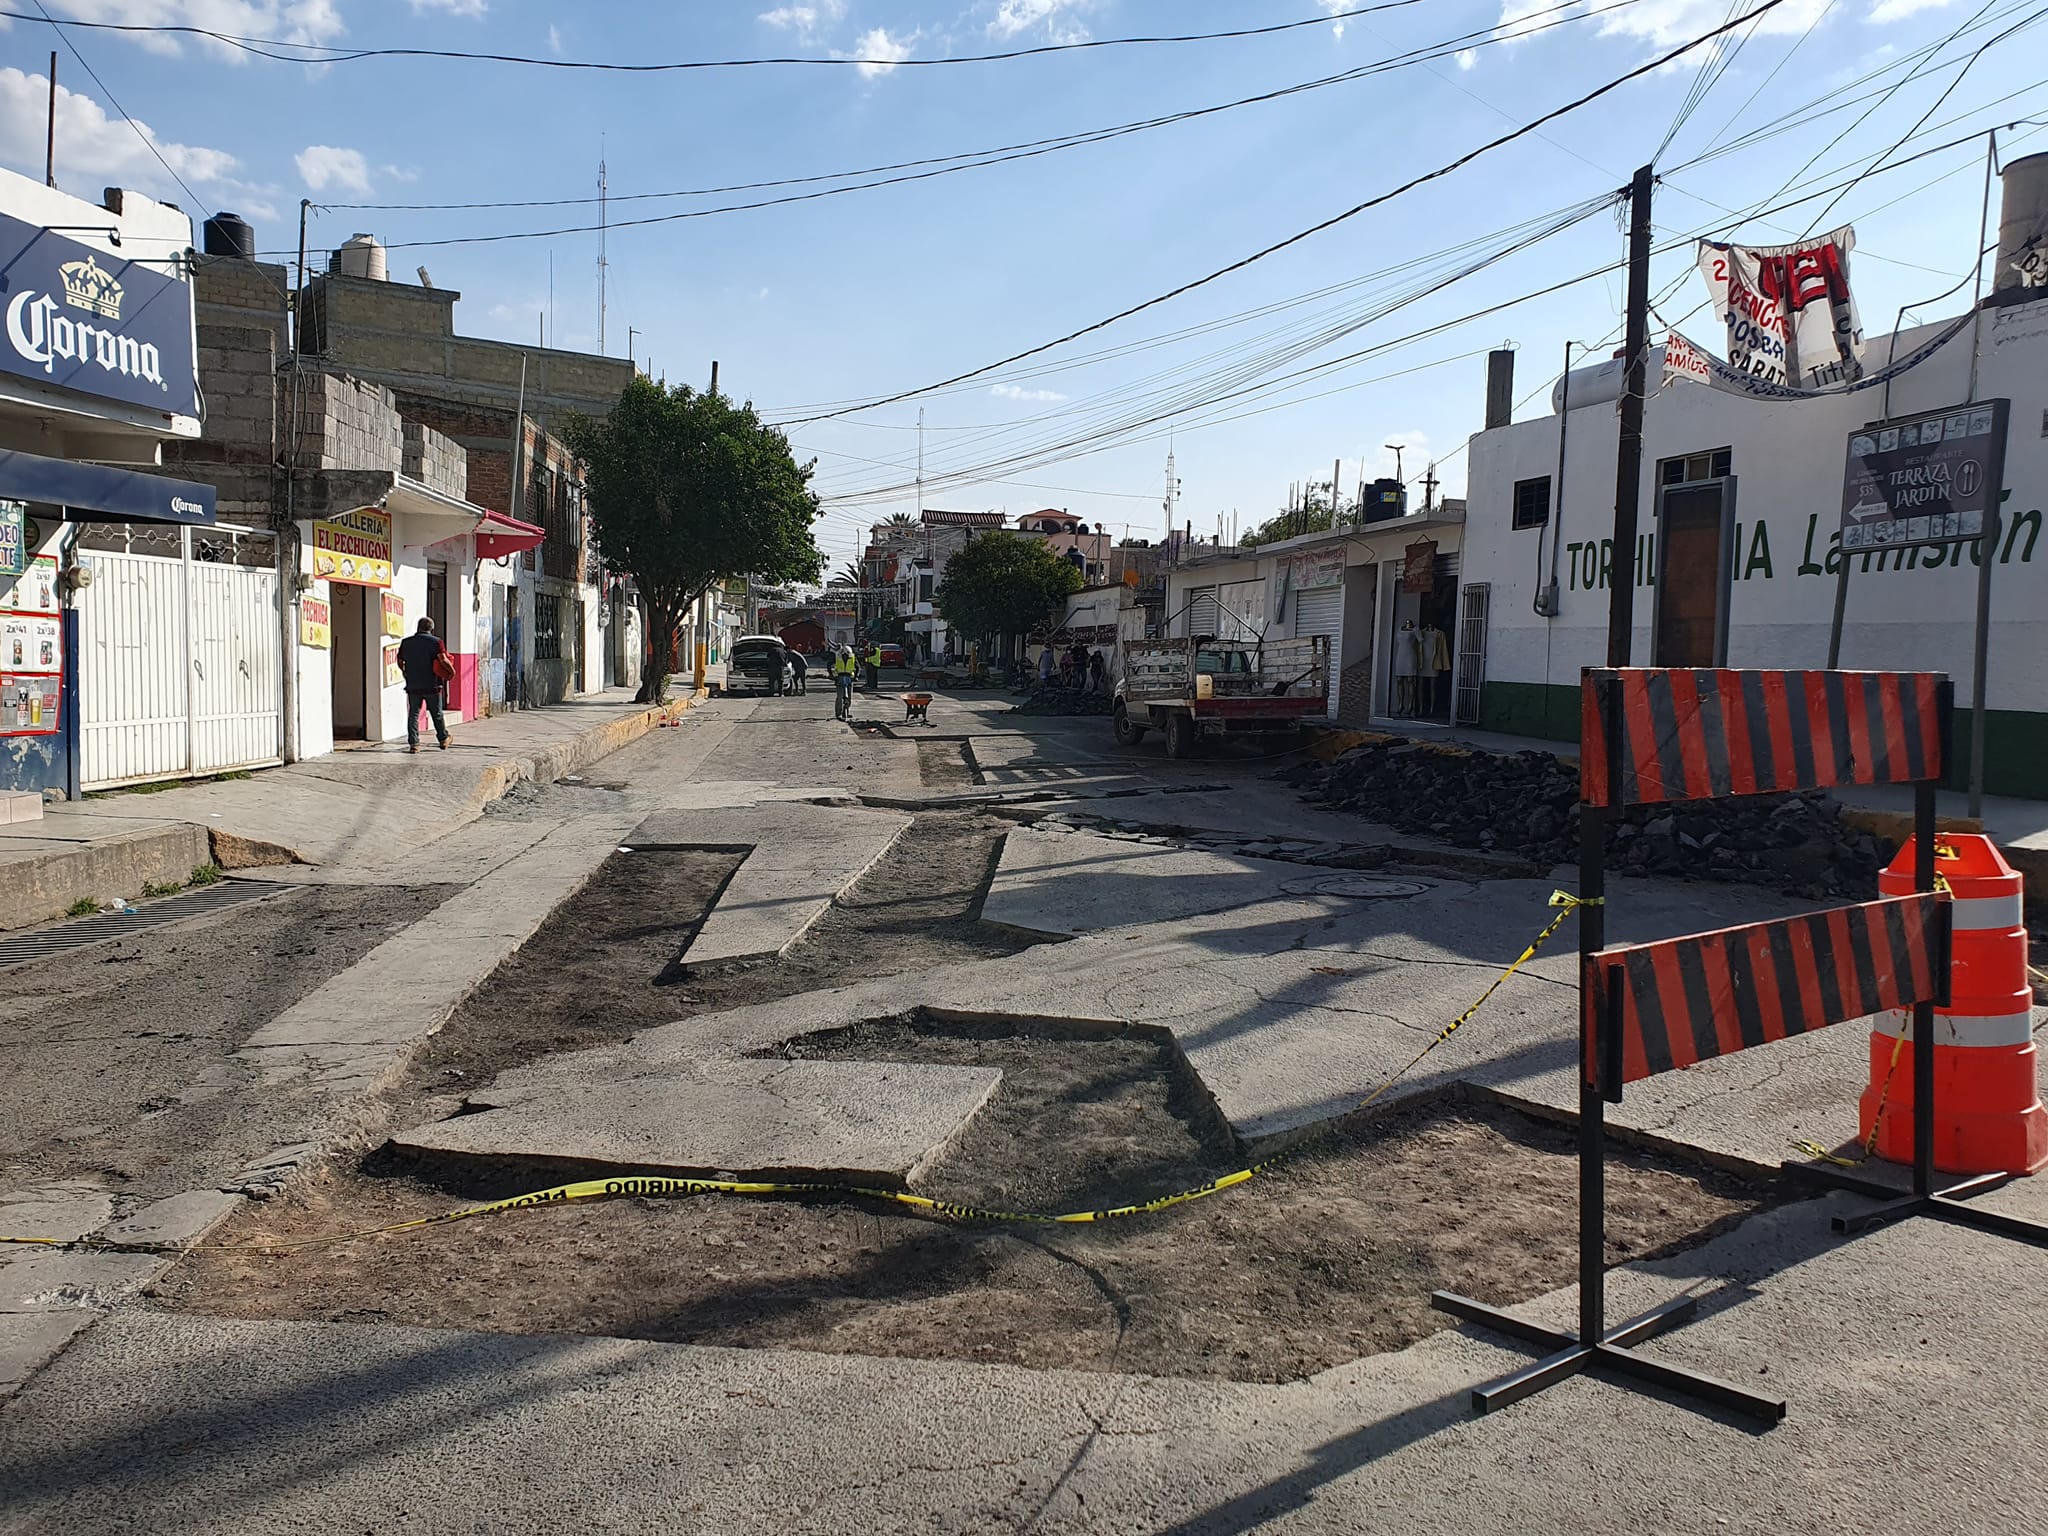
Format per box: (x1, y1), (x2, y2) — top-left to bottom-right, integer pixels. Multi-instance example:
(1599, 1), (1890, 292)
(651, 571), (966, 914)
(902, 692), (933, 725)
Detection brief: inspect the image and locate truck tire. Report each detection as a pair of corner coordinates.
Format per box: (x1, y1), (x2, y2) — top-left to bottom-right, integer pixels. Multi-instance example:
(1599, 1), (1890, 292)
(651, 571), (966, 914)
(1113, 703), (1146, 745)
(1164, 710), (1194, 760)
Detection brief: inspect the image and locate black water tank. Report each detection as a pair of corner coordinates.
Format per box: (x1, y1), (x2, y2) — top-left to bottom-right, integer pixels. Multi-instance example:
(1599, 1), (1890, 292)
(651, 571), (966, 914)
(202, 212), (255, 259)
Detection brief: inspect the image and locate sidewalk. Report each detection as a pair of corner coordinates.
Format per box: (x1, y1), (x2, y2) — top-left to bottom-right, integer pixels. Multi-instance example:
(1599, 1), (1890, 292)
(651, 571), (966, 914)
(0, 687), (695, 929)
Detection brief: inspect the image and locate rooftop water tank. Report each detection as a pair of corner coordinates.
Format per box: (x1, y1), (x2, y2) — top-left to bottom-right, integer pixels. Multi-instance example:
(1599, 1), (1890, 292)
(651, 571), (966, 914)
(331, 233), (388, 281)
(1992, 150), (2048, 304)
(201, 212), (255, 259)
(1550, 344), (1672, 413)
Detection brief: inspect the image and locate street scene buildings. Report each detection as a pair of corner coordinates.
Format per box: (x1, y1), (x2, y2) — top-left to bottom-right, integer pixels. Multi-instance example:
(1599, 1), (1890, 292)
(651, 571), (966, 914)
(3, 6), (2048, 1533)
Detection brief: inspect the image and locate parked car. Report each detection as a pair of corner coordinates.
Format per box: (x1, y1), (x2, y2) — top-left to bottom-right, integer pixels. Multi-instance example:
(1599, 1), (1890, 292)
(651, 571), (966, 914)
(877, 642), (906, 668)
(724, 635), (794, 696)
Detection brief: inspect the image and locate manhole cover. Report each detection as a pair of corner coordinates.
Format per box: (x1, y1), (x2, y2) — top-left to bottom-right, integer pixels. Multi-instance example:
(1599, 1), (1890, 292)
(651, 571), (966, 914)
(1282, 874), (1431, 900)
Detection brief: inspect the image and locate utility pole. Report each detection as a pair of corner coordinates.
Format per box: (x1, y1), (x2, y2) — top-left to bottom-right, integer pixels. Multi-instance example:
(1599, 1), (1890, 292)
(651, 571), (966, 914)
(708, 360), (719, 396)
(1162, 445), (1179, 548)
(45, 52), (56, 187)
(916, 407), (925, 519)
(1331, 456), (1342, 528)
(1607, 164), (1655, 669)
(627, 326), (639, 370)
(597, 153), (608, 354)
(1421, 463), (1440, 514)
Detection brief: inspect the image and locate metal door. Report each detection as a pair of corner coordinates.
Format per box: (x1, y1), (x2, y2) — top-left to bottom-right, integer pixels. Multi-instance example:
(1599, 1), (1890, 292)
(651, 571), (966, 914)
(1454, 581), (1489, 725)
(1292, 585), (1344, 715)
(78, 526), (282, 788)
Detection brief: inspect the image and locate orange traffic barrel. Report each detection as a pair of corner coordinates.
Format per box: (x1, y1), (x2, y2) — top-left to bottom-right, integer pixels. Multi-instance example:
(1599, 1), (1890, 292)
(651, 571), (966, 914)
(1864, 834), (2046, 1175)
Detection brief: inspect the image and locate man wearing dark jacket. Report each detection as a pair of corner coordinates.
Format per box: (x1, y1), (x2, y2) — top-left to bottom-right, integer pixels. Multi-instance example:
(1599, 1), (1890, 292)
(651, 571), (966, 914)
(396, 616), (453, 754)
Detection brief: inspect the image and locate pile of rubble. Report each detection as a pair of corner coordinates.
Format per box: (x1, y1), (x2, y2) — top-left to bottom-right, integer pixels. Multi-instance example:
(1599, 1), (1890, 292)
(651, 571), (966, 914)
(1285, 738), (1895, 899)
(1010, 686), (1115, 717)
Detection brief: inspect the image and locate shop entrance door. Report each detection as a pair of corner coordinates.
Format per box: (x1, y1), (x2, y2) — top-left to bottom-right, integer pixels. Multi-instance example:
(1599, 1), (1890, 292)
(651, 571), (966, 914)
(330, 582), (368, 739)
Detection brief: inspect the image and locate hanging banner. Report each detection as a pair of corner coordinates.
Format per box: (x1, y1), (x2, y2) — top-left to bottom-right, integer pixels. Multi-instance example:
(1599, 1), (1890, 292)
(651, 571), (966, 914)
(1698, 227), (1864, 390)
(313, 507), (393, 588)
(1401, 539), (1438, 595)
(381, 590), (405, 638)
(1660, 331), (1714, 388)
(1289, 546), (1345, 590)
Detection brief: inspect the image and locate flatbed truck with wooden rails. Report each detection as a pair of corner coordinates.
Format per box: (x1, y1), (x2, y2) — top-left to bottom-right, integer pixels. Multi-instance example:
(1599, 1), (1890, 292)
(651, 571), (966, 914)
(1111, 635), (1329, 758)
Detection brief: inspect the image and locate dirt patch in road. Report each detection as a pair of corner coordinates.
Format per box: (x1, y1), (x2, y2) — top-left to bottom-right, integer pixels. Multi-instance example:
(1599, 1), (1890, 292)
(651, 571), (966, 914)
(388, 812), (1037, 1121)
(0, 883), (453, 1197)
(915, 739), (980, 789)
(163, 1012), (1771, 1383)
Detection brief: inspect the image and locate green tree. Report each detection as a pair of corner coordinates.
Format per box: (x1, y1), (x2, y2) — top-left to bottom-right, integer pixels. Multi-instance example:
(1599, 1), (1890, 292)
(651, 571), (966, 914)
(1241, 479), (1347, 549)
(566, 378), (823, 700)
(934, 532), (1083, 650)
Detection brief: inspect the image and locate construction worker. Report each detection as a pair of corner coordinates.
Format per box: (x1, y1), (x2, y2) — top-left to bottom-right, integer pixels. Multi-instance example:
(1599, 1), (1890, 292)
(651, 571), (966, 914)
(864, 641), (883, 692)
(832, 645), (858, 719)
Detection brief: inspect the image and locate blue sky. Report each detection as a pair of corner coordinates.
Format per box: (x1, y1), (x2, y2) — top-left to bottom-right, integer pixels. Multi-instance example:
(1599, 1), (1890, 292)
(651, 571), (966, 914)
(2, 0), (2043, 572)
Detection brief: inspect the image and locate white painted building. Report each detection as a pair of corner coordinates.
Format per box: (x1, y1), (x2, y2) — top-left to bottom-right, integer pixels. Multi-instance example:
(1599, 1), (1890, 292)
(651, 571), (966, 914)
(1458, 233), (2048, 796)
(1163, 507), (1469, 726)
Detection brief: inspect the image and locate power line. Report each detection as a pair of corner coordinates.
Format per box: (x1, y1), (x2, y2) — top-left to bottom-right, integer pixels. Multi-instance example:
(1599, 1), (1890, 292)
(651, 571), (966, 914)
(778, 0), (1792, 429)
(267, 0), (1635, 259)
(814, 127), (2039, 504)
(0, 0), (1441, 72)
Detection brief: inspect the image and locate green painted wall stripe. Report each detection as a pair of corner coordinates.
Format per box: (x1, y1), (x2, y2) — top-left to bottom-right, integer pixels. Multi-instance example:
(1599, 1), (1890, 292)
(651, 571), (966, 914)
(1478, 681), (2048, 798)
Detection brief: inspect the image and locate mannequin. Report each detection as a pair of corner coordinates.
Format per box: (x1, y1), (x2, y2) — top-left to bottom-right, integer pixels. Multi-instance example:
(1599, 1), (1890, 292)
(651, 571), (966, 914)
(1416, 619), (1451, 717)
(1392, 618), (1418, 716)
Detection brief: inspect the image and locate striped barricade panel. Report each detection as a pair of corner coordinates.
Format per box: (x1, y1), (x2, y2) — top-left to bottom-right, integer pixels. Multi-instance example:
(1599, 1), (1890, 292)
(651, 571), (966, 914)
(1580, 669), (1946, 808)
(1585, 894), (1948, 1089)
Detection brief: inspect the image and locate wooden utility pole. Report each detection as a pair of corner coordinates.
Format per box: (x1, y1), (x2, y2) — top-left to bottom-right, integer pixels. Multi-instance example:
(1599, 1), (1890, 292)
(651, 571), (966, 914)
(1606, 164), (1655, 668)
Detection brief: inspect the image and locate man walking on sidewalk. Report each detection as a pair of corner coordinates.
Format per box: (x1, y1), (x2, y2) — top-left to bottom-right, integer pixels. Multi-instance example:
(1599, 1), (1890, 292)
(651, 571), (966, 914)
(397, 617), (454, 754)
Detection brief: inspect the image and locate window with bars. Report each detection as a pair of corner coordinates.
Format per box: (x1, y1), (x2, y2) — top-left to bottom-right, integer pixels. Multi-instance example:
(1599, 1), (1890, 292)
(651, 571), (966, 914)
(1659, 446), (1733, 485)
(534, 593), (563, 660)
(1512, 475), (1551, 530)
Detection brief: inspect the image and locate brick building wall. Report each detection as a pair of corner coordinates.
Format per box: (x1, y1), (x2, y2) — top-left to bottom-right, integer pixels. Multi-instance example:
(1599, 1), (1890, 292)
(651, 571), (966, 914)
(402, 420), (467, 500)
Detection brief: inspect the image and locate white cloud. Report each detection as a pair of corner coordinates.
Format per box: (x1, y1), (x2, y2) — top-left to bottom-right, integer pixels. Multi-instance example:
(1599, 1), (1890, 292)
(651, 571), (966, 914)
(1455, 47), (1477, 68)
(410, 0), (486, 14)
(381, 163), (420, 183)
(295, 143), (371, 194)
(991, 383), (1068, 402)
(989, 0), (1093, 44)
(1491, 0), (1840, 52)
(546, 22), (564, 53)
(849, 25), (913, 76)
(758, 0), (846, 41)
(1316, 0), (1349, 39)
(0, 66), (267, 211)
(38, 1), (347, 62)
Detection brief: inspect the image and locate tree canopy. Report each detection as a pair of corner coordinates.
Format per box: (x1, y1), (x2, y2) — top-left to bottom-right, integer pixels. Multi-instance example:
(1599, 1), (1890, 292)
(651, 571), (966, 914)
(933, 532), (1083, 642)
(565, 378), (823, 696)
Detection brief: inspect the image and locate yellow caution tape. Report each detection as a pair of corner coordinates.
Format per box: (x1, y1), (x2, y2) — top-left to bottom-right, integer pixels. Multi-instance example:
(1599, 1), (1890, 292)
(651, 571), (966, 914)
(5, 895), (1591, 1254)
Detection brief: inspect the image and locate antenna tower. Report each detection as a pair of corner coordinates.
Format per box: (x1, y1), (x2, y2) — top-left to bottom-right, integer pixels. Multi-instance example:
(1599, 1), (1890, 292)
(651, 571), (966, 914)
(597, 152), (609, 354)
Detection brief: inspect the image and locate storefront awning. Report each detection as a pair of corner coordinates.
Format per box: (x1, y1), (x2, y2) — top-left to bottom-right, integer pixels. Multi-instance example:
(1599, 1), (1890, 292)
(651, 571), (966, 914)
(474, 509), (545, 561)
(0, 447), (215, 525)
(386, 474), (486, 547)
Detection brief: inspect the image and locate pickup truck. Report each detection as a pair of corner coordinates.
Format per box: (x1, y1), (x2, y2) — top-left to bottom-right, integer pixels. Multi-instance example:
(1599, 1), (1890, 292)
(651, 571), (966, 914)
(1112, 636), (1329, 758)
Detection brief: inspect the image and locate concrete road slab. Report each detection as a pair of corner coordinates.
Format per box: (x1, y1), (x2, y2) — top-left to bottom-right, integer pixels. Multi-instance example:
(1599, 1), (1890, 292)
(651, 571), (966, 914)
(981, 824), (1347, 938)
(619, 803), (911, 967)
(0, 1185), (111, 1244)
(391, 1057), (1003, 1185)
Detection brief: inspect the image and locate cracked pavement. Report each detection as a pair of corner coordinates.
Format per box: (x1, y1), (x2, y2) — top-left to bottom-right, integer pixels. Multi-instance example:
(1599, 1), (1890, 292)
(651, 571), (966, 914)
(3, 685), (2046, 1533)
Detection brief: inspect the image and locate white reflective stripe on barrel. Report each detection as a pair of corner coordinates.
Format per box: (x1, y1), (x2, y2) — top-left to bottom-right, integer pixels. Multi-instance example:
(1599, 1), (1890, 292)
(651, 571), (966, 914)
(1950, 892), (2025, 930)
(1872, 1008), (2037, 1048)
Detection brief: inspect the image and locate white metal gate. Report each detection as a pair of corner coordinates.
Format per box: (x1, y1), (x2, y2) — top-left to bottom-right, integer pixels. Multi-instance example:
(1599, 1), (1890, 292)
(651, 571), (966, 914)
(1455, 581), (1489, 725)
(78, 525), (282, 789)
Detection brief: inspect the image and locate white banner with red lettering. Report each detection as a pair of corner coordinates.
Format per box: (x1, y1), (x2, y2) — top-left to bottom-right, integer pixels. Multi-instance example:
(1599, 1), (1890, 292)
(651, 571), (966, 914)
(1697, 227), (1865, 390)
(1660, 330), (1714, 388)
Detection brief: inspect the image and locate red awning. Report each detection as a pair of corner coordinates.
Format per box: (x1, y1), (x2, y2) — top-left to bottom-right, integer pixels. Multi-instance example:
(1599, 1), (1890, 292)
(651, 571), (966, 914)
(474, 510), (545, 561)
